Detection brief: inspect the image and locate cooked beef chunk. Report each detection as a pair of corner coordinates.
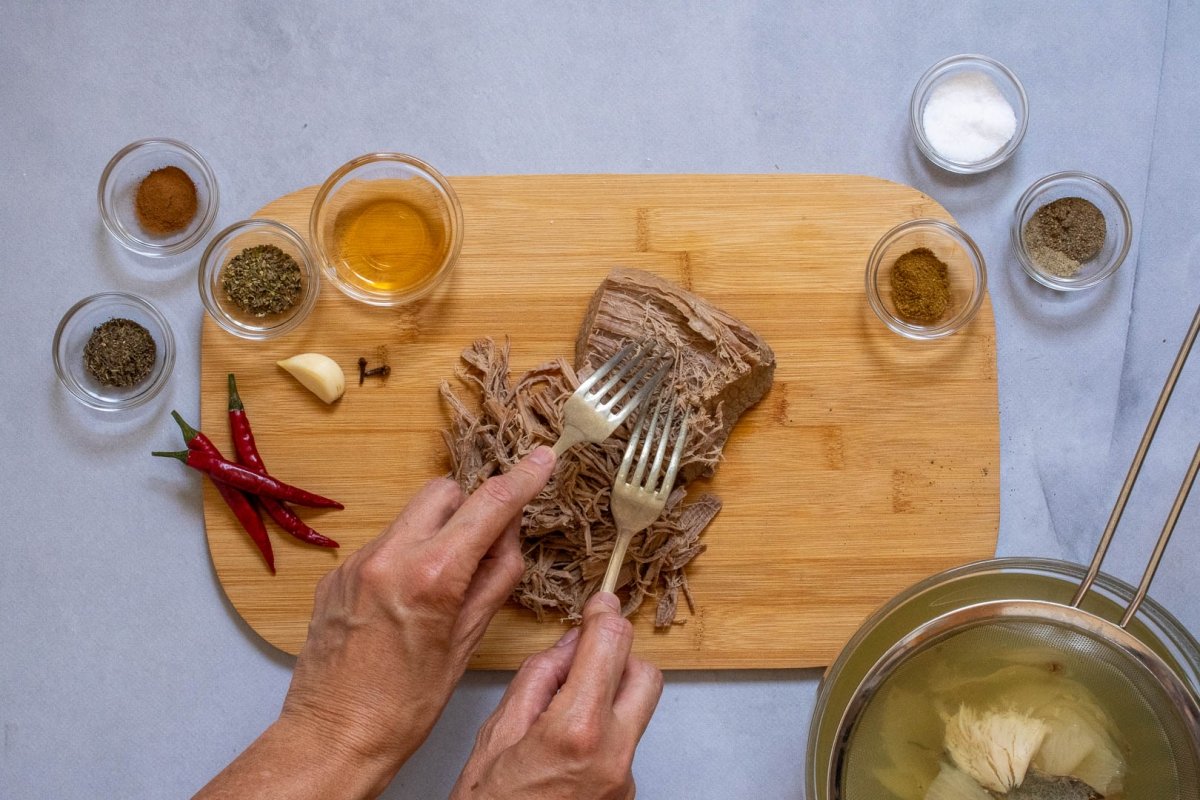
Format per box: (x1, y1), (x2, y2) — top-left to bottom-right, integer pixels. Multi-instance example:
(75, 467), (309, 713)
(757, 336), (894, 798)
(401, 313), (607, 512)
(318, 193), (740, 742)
(575, 268), (775, 481)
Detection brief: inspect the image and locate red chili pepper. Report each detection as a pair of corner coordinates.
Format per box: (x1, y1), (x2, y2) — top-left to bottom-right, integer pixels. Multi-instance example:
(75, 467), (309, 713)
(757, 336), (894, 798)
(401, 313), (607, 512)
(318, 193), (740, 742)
(227, 375), (340, 549)
(169, 411), (274, 574)
(152, 448), (344, 509)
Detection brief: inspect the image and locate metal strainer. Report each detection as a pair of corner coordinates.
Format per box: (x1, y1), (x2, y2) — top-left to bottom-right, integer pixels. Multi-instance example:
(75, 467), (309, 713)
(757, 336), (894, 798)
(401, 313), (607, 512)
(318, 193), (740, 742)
(826, 304), (1200, 798)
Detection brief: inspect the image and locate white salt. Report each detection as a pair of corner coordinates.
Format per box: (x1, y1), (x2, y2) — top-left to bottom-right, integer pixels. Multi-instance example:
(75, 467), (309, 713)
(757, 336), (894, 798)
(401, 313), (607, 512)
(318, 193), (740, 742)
(921, 71), (1017, 164)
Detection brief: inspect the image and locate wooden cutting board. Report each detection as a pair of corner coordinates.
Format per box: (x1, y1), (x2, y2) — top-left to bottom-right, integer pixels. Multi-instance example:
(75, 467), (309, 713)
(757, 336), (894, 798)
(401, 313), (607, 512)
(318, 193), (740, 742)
(200, 174), (999, 669)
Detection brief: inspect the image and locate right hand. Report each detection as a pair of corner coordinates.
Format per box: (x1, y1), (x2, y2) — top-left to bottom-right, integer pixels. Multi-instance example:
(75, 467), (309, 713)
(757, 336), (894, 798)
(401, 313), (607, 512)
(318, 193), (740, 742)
(450, 592), (663, 799)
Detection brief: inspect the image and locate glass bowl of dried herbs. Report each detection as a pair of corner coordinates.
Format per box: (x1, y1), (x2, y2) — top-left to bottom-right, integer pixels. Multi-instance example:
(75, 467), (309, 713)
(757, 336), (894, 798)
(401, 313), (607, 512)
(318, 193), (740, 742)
(98, 138), (219, 257)
(53, 292), (175, 411)
(199, 219), (320, 340)
(866, 218), (988, 340)
(1012, 171), (1132, 291)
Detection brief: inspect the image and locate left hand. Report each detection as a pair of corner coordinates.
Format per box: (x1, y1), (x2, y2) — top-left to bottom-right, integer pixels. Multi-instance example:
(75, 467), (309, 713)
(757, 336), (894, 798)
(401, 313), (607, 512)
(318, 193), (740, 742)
(278, 447), (557, 794)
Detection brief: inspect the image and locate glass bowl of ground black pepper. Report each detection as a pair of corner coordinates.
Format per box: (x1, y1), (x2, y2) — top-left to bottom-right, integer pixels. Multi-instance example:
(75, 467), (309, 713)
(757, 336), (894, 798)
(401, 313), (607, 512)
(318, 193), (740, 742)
(866, 218), (987, 340)
(1013, 171), (1132, 291)
(53, 292), (175, 411)
(199, 218), (320, 340)
(98, 138), (219, 257)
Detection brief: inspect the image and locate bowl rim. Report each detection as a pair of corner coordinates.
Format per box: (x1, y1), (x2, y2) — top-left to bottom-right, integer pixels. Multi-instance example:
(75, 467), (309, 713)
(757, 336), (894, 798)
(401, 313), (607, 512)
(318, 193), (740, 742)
(1011, 170), (1133, 291)
(52, 291), (176, 411)
(308, 151), (464, 307)
(865, 217), (988, 340)
(198, 218), (321, 341)
(909, 53), (1029, 174)
(97, 137), (220, 258)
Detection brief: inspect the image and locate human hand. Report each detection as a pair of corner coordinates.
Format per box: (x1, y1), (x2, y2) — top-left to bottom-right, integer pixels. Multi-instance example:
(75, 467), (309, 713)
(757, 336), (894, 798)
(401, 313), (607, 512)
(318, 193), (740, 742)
(275, 447), (557, 796)
(450, 591), (664, 800)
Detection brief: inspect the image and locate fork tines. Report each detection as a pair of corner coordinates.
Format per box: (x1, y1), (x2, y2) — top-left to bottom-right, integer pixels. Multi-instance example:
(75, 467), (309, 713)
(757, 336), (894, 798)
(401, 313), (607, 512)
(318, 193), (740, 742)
(618, 393), (690, 498)
(579, 340), (673, 426)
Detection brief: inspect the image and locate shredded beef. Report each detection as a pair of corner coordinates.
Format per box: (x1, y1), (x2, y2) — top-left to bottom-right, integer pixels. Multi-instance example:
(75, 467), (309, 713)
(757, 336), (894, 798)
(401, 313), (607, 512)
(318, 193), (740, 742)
(440, 269), (774, 626)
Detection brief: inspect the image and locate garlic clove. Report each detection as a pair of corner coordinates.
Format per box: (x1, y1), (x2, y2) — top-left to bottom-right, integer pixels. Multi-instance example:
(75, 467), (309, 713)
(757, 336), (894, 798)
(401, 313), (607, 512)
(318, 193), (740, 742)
(277, 353), (346, 404)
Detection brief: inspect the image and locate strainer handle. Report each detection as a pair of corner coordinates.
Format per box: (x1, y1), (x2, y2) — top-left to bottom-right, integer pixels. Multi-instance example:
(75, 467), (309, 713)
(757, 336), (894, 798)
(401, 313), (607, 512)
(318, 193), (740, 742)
(1121, 442), (1200, 627)
(1072, 303), (1200, 610)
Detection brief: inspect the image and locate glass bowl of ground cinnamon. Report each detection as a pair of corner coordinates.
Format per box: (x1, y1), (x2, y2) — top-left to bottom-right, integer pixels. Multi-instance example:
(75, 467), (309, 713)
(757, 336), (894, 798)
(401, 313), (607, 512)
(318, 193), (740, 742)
(53, 292), (176, 411)
(1012, 171), (1132, 291)
(98, 138), (218, 257)
(866, 218), (987, 340)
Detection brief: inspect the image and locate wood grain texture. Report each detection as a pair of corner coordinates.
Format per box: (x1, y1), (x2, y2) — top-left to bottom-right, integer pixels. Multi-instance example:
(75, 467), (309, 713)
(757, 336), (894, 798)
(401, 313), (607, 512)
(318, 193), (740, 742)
(200, 174), (999, 669)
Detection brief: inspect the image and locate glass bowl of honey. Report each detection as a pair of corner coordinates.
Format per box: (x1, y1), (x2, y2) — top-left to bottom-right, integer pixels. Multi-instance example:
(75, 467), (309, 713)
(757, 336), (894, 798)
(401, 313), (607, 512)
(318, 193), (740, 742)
(309, 153), (463, 307)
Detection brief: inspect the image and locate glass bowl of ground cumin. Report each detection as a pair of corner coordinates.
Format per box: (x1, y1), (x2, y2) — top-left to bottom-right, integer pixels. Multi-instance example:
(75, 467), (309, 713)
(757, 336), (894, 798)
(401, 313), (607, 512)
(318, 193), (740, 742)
(53, 292), (175, 411)
(199, 219), (320, 340)
(866, 218), (987, 340)
(98, 138), (219, 257)
(1012, 171), (1132, 291)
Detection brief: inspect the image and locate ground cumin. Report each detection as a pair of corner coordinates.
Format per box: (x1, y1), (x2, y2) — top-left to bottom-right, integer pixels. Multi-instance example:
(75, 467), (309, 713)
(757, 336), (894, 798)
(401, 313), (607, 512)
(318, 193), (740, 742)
(890, 247), (952, 323)
(134, 166), (198, 235)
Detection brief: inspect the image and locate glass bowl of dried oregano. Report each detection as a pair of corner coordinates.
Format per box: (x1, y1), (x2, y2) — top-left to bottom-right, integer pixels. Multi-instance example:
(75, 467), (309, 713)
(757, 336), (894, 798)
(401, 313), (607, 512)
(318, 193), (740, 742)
(53, 292), (176, 411)
(866, 218), (988, 340)
(1012, 171), (1132, 291)
(198, 219), (321, 340)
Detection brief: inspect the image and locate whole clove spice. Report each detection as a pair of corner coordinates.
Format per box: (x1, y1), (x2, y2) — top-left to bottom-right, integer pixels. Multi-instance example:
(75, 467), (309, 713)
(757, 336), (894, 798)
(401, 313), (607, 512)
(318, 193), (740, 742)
(890, 247), (952, 324)
(1023, 197), (1107, 278)
(222, 244), (303, 317)
(83, 318), (156, 387)
(357, 346), (391, 385)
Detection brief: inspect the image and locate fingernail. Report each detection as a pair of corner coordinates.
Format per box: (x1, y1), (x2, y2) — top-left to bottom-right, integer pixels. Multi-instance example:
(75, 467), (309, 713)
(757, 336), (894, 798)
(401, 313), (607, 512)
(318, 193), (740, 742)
(555, 626), (581, 647)
(594, 591), (621, 612)
(528, 445), (555, 467)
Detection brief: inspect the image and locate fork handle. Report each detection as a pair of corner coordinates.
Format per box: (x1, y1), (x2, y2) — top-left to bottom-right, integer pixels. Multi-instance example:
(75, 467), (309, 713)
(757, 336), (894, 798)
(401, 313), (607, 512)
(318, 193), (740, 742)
(551, 424), (590, 457)
(601, 526), (637, 595)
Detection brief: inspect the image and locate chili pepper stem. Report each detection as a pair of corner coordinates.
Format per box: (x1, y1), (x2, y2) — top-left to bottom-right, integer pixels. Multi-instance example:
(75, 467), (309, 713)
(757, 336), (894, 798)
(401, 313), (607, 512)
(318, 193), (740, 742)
(227, 373), (244, 411)
(152, 450), (189, 461)
(171, 410), (201, 443)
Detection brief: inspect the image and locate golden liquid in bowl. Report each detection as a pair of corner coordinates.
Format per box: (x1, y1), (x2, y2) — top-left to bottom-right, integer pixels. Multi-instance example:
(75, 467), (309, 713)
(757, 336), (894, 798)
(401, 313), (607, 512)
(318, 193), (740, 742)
(842, 623), (1184, 799)
(332, 195), (449, 294)
(809, 563), (1200, 800)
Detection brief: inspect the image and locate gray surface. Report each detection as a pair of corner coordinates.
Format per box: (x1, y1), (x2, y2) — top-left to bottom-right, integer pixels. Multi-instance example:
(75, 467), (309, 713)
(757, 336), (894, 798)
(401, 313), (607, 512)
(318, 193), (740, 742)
(2, 1), (1198, 797)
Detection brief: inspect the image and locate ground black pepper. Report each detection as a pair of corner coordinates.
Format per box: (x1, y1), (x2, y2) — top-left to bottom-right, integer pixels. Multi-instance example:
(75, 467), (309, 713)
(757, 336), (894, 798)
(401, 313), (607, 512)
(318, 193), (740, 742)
(1024, 197), (1107, 278)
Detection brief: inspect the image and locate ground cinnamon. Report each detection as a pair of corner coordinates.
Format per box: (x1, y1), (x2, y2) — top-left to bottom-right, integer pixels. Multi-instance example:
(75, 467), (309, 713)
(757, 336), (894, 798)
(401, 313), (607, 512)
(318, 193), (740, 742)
(890, 247), (952, 323)
(134, 166), (198, 235)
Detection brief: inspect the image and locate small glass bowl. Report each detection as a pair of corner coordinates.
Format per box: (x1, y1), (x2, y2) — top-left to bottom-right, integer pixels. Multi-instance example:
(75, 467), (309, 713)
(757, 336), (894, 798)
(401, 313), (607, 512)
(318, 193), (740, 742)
(198, 219), (320, 340)
(910, 54), (1028, 174)
(866, 218), (987, 340)
(53, 292), (176, 411)
(98, 138), (219, 257)
(1012, 171), (1132, 291)
(310, 152), (463, 307)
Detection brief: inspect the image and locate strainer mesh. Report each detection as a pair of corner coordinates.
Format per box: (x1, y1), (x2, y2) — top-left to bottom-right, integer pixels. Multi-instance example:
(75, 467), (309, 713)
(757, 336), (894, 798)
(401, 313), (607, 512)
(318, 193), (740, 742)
(842, 619), (1199, 798)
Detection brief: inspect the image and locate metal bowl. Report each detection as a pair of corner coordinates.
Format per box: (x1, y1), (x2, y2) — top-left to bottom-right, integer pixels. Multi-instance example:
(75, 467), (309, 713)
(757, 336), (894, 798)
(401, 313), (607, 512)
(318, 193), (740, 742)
(806, 557), (1200, 798)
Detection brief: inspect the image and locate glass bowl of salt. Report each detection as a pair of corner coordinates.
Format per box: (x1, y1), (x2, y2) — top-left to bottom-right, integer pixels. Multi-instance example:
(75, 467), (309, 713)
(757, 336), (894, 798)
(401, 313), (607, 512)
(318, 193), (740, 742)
(910, 54), (1028, 174)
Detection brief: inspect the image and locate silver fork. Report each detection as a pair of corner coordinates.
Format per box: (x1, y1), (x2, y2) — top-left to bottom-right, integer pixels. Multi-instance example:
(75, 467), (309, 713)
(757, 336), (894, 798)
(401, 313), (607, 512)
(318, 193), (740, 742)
(551, 341), (673, 456)
(600, 393), (690, 594)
